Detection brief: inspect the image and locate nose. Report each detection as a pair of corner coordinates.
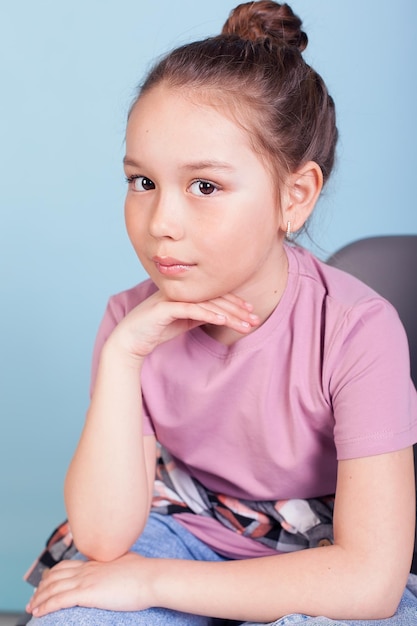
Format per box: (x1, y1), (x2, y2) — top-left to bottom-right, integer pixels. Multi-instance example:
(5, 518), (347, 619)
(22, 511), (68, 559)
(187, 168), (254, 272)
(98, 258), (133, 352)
(148, 190), (184, 240)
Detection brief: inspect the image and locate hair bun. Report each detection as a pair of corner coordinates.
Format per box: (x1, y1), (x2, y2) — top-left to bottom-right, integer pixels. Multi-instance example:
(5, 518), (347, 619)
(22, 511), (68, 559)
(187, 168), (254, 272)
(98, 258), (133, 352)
(222, 1), (307, 52)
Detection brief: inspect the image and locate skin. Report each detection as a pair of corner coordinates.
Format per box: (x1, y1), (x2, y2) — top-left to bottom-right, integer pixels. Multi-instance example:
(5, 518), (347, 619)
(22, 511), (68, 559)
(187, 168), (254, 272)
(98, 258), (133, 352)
(27, 85), (415, 621)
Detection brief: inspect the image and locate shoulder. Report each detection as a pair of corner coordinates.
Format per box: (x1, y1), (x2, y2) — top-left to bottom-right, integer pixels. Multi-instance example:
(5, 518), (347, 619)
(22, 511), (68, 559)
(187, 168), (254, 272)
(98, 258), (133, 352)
(89, 279), (157, 393)
(288, 244), (386, 308)
(96, 278), (158, 353)
(288, 243), (409, 380)
(288, 244), (403, 332)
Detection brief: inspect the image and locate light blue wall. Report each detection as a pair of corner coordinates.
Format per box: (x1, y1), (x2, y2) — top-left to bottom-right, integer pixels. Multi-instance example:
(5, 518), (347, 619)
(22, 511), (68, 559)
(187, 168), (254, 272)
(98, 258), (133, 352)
(1, 0), (416, 611)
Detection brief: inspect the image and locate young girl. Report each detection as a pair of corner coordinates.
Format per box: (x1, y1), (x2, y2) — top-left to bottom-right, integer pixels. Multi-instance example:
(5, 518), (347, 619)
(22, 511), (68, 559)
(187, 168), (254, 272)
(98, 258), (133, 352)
(26, 1), (417, 624)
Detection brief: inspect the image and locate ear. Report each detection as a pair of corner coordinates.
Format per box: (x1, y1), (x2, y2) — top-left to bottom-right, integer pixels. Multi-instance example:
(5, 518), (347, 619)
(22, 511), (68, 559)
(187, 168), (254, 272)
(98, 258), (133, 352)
(280, 161), (323, 236)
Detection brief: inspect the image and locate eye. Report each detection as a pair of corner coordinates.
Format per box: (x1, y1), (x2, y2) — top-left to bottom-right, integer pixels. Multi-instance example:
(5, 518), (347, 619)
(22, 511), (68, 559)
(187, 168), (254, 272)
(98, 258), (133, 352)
(189, 180), (219, 197)
(126, 175), (155, 192)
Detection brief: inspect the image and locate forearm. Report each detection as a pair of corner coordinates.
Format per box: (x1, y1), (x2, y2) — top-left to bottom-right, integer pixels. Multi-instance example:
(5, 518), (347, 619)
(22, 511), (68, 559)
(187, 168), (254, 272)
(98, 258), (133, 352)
(151, 544), (404, 622)
(64, 341), (152, 560)
(152, 449), (416, 623)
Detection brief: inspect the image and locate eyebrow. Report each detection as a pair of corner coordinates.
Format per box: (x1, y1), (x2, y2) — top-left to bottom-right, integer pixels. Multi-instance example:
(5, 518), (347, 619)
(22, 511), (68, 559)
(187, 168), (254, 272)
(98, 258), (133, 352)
(123, 156), (235, 173)
(123, 156), (142, 168)
(179, 160), (235, 173)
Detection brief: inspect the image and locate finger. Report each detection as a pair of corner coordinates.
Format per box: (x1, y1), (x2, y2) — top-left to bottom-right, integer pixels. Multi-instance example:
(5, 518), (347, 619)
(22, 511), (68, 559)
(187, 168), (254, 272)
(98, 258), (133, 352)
(27, 562), (85, 612)
(29, 572), (100, 617)
(28, 579), (78, 616)
(46, 559), (85, 573)
(213, 292), (255, 312)
(30, 588), (80, 617)
(193, 300), (260, 332)
(156, 301), (229, 328)
(38, 560), (85, 583)
(138, 290), (258, 331)
(208, 298), (254, 318)
(199, 306), (258, 333)
(167, 301), (257, 334)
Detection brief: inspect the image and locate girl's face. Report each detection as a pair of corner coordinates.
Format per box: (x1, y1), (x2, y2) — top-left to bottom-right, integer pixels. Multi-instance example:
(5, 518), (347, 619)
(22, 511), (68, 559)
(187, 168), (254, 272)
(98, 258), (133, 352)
(124, 84), (287, 306)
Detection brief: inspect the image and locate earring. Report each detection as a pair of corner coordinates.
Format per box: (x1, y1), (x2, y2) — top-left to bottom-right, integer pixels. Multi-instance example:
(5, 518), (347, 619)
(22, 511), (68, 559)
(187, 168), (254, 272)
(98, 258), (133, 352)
(286, 221), (292, 240)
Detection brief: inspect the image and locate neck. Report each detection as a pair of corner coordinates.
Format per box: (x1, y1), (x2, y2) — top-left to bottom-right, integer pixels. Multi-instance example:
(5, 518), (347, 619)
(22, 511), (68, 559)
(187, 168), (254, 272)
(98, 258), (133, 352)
(203, 246), (289, 345)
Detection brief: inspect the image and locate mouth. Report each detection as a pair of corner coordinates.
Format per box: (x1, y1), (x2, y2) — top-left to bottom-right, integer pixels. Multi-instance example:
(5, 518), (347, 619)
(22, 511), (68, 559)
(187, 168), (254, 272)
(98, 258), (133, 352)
(152, 256), (195, 276)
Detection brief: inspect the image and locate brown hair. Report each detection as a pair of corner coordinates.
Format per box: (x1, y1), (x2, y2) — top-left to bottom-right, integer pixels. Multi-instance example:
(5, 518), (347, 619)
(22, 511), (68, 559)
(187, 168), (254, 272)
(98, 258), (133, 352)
(134, 1), (337, 187)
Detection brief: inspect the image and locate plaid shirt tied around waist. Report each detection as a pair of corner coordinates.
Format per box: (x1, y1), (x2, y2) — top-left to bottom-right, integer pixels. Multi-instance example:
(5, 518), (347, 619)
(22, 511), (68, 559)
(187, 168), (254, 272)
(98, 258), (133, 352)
(152, 446), (335, 552)
(24, 446), (334, 587)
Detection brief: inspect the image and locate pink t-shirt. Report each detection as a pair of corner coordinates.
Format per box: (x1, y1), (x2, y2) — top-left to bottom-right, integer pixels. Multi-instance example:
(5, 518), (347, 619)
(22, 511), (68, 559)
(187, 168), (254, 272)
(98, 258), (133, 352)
(91, 245), (417, 558)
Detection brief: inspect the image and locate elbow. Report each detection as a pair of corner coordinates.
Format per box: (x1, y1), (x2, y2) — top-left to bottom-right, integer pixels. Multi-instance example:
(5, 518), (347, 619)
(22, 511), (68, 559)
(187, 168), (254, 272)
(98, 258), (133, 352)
(66, 508), (148, 562)
(358, 596), (401, 621)
(74, 536), (132, 562)
(330, 546), (410, 620)
(375, 579), (409, 620)
(352, 572), (407, 620)
(70, 526), (140, 562)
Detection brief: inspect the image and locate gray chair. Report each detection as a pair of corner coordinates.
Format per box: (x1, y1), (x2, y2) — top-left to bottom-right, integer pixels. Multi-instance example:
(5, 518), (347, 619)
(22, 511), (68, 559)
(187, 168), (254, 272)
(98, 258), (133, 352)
(327, 234), (417, 573)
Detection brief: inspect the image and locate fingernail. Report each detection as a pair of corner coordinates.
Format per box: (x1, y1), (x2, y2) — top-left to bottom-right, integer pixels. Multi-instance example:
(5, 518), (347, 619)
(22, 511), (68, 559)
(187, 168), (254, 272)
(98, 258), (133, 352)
(249, 314), (259, 321)
(241, 321), (250, 328)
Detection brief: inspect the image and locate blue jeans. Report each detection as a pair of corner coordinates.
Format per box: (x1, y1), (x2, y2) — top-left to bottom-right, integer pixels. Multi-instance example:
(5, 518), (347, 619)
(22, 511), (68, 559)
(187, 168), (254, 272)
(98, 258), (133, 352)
(28, 513), (417, 625)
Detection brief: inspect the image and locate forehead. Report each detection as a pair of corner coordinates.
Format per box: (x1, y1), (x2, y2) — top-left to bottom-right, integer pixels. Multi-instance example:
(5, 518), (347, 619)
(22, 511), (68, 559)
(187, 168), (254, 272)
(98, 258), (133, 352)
(126, 85), (255, 158)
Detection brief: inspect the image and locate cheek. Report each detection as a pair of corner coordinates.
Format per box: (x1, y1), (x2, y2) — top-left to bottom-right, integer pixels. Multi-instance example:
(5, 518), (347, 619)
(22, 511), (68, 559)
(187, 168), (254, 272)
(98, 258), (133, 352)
(124, 196), (132, 230)
(124, 199), (143, 245)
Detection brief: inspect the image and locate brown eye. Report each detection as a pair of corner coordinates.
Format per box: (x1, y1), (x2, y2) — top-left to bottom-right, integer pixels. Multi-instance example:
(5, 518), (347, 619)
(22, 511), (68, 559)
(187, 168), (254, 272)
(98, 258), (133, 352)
(190, 180), (218, 196)
(126, 175), (155, 191)
(135, 176), (155, 191)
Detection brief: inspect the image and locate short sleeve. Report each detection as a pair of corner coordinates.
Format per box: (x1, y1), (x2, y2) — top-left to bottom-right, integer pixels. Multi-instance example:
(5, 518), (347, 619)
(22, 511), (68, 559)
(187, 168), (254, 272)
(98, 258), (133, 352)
(89, 281), (157, 436)
(326, 297), (417, 459)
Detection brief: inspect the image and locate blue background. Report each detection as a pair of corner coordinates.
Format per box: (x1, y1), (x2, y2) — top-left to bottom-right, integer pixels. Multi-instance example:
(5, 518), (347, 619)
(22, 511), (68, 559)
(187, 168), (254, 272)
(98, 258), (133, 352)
(1, 0), (416, 611)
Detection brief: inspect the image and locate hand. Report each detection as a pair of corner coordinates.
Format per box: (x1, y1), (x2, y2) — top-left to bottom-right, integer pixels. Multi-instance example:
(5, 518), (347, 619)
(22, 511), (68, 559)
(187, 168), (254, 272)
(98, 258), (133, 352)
(108, 291), (260, 359)
(26, 553), (154, 617)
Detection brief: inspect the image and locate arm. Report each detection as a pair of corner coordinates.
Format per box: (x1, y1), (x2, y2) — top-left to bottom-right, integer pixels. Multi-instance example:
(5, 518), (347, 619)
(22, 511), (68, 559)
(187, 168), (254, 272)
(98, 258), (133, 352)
(63, 343), (157, 561)
(151, 447), (415, 622)
(29, 446), (415, 620)
(64, 290), (259, 561)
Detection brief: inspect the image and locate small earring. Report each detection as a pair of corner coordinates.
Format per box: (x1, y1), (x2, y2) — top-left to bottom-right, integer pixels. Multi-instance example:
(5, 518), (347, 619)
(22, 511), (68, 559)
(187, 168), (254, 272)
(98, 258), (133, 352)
(286, 221), (292, 240)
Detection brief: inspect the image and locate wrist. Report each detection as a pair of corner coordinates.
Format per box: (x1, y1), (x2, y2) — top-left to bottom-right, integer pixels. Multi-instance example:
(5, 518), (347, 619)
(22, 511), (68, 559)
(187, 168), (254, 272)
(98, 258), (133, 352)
(148, 558), (195, 613)
(101, 330), (146, 370)
(140, 556), (165, 608)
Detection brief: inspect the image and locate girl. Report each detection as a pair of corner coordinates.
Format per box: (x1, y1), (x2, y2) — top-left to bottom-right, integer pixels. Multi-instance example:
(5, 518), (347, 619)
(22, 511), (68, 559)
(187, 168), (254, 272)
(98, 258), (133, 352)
(26, 1), (417, 624)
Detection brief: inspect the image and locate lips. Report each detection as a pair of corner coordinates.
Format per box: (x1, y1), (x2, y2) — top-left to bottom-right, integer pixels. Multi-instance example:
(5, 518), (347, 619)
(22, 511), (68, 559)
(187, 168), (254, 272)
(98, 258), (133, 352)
(152, 256), (195, 276)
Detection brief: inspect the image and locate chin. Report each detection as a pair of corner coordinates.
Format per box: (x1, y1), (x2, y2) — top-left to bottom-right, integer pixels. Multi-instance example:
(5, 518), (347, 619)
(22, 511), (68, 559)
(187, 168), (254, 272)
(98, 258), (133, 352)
(157, 281), (217, 304)
(155, 281), (194, 302)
